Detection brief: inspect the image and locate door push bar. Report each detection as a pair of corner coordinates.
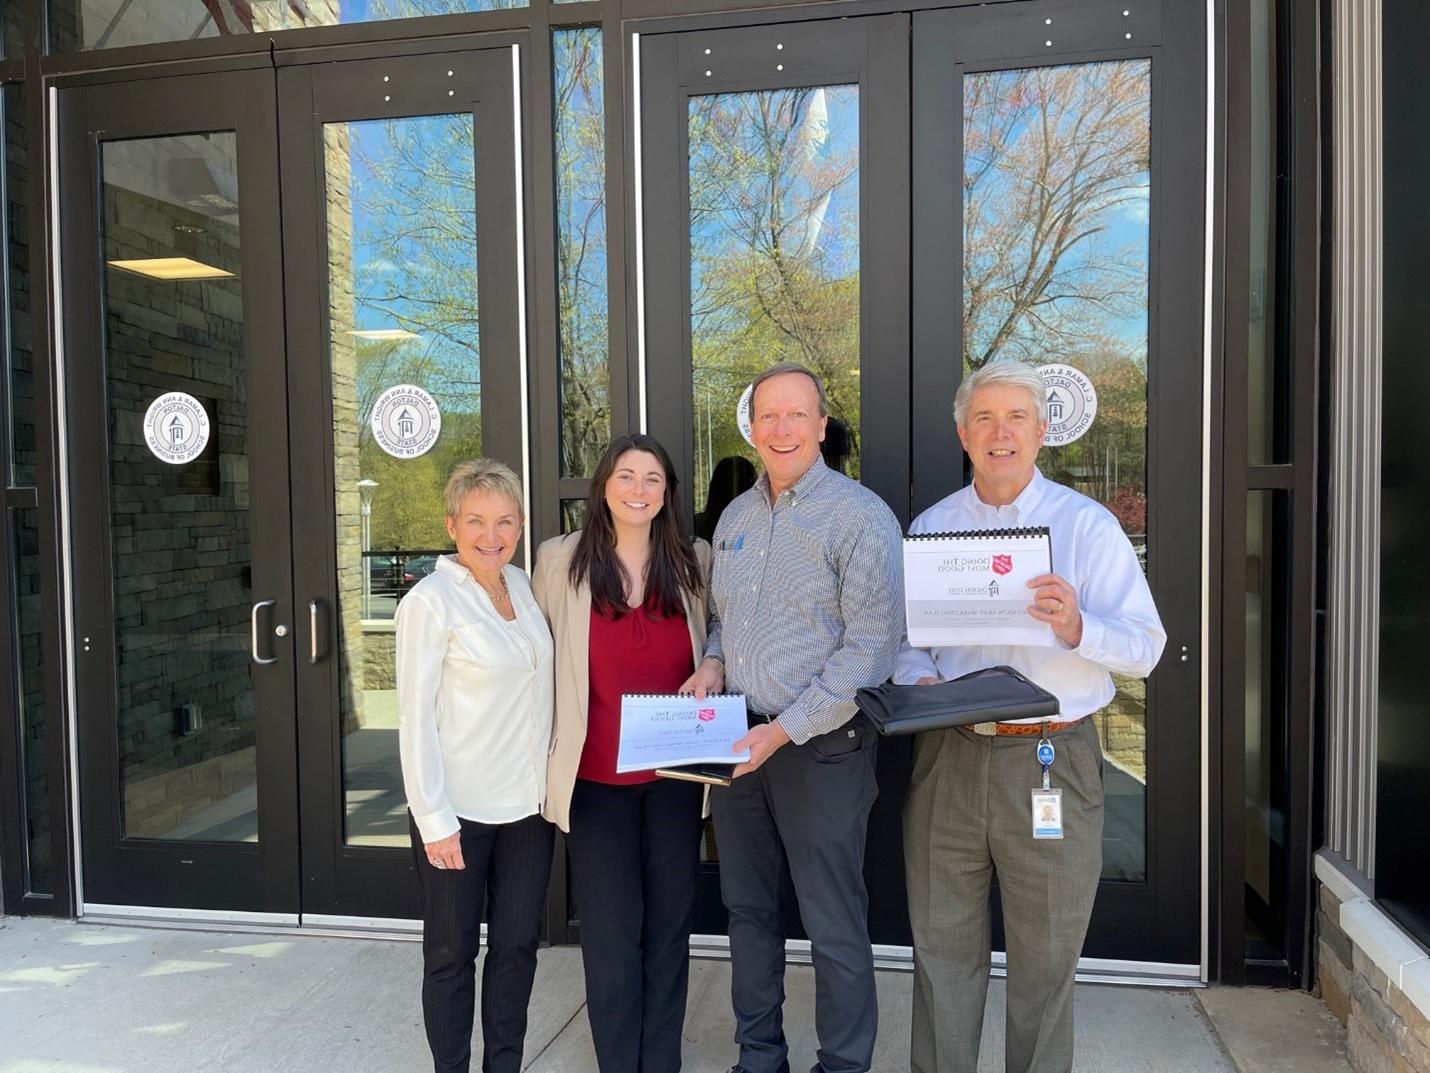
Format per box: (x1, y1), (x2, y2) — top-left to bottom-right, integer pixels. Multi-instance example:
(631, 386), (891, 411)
(309, 600), (322, 665)
(251, 599), (279, 665)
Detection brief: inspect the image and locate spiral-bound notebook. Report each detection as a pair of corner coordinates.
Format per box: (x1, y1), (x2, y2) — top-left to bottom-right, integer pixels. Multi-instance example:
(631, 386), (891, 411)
(903, 527), (1055, 648)
(616, 693), (751, 773)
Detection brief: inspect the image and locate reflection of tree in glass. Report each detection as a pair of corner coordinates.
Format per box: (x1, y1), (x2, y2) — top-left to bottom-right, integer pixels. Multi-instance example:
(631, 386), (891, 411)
(963, 62), (1151, 371)
(555, 29), (611, 479)
(963, 62), (1153, 546)
(338, 114), (484, 550)
(347, 115), (480, 422)
(687, 86), (861, 511)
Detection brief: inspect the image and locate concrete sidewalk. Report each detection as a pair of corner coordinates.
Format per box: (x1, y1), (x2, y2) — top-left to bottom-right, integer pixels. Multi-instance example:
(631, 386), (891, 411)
(0, 917), (1330, 1073)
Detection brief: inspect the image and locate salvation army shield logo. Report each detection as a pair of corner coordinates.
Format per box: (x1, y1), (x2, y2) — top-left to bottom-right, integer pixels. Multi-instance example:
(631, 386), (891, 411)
(371, 384), (442, 459)
(1038, 364), (1098, 447)
(992, 554), (1013, 576)
(143, 392), (210, 465)
(698, 707), (717, 722)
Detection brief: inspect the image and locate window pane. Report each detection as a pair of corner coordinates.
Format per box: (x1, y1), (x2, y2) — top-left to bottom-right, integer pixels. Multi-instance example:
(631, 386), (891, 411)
(13, 508), (51, 894)
(1244, 489), (1289, 956)
(49, 0), (526, 53)
(3, 83), (36, 487)
(1247, 0), (1285, 463)
(689, 85), (861, 517)
(101, 133), (258, 842)
(2, 6), (21, 56)
(560, 497), (586, 534)
(555, 28), (609, 479)
(963, 61), (1152, 883)
(325, 115), (479, 847)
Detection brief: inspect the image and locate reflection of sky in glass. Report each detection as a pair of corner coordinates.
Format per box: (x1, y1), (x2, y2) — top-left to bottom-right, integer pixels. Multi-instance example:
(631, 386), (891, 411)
(690, 86), (859, 316)
(336, 114), (479, 416)
(687, 86), (861, 509)
(66, 0), (526, 51)
(963, 62), (1151, 370)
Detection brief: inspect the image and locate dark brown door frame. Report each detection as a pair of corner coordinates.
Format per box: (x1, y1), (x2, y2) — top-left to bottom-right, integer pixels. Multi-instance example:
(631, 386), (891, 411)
(60, 68), (301, 912)
(280, 37), (530, 921)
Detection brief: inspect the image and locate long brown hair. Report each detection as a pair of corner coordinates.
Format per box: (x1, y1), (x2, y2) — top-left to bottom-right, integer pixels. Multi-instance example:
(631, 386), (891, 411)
(569, 434), (703, 618)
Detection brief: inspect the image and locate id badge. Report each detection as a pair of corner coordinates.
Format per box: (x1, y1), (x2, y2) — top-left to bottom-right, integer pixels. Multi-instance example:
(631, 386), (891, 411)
(1031, 788), (1064, 840)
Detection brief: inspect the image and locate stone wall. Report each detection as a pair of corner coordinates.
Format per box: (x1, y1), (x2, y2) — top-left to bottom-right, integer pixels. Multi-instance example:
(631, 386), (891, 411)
(324, 122), (370, 737)
(1318, 878), (1430, 1073)
(5, 81), (52, 892)
(102, 159), (257, 840)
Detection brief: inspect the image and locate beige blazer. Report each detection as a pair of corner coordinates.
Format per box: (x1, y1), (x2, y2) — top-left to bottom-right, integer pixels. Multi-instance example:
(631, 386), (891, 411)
(531, 530), (712, 832)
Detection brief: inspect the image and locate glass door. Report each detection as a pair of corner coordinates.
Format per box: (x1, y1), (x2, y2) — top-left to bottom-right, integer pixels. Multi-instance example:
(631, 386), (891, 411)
(639, 15), (914, 943)
(281, 43), (529, 922)
(638, 0), (1205, 965)
(911, 1), (1205, 963)
(62, 69), (300, 913)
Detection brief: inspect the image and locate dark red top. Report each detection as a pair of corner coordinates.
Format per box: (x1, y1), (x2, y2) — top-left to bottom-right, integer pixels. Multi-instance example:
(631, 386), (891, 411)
(581, 604), (695, 785)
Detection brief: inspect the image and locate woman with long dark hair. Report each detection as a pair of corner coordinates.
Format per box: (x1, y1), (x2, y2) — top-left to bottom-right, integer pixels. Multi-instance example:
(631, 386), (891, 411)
(532, 433), (711, 1073)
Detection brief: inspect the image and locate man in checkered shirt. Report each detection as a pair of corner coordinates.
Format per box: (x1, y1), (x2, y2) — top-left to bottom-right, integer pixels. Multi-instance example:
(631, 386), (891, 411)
(681, 362), (904, 1073)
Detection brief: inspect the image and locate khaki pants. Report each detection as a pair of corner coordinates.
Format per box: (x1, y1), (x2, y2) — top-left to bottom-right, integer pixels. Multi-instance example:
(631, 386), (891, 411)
(903, 719), (1104, 1073)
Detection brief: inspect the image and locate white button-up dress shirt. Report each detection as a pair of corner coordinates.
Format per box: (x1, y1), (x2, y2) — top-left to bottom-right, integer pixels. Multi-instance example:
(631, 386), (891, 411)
(893, 469), (1166, 722)
(396, 554), (555, 842)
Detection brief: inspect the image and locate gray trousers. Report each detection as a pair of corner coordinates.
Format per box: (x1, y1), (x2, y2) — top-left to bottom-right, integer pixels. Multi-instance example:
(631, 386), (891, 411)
(712, 719), (880, 1073)
(904, 718), (1104, 1073)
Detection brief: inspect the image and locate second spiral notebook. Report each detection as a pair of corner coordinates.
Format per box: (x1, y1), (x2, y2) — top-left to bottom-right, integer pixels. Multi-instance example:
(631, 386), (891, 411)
(903, 527), (1055, 648)
(616, 693), (751, 774)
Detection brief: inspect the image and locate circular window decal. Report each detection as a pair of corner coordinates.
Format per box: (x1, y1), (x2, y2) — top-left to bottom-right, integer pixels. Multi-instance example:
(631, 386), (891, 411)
(735, 383), (755, 446)
(370, 384), (442, 459)
(1038, 364), (1098, 447)
(143, 392), (211, 465)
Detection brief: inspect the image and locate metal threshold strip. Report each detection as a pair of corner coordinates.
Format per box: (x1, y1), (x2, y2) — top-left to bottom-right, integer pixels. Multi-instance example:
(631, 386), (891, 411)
(689, 935), (1202, 989)
(81, 905), (1200, 987)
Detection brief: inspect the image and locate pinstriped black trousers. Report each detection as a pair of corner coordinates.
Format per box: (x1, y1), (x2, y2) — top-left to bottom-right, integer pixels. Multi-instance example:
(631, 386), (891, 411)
(410, 812), (554, 1073)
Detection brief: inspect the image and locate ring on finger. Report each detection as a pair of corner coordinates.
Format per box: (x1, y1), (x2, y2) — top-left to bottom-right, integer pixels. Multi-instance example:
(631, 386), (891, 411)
(433, 859), (446, 869)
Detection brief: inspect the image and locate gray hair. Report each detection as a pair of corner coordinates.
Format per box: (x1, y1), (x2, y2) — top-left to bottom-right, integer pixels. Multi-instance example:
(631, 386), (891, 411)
(443, 458), (526, 521)
(953, 361), (1048, 427)
(750, 361), (830, 418)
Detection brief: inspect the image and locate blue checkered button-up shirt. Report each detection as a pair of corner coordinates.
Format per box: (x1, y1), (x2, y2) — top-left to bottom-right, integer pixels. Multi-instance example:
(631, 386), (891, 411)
(704, 457), (905, 745)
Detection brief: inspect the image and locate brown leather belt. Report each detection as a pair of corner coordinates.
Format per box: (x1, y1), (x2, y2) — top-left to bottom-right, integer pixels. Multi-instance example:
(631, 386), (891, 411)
(962, 716), (1088, 738)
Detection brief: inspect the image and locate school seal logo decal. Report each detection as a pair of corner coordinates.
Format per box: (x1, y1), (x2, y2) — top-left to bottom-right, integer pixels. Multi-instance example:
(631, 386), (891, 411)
(143, 392), (210, 465)
(1038, 364), (1098, 447)
(370, 384), (442, 459)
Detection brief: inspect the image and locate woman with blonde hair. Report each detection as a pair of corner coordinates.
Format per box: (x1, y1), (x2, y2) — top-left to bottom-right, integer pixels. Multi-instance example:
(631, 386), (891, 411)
(396, 458), (554, 1073)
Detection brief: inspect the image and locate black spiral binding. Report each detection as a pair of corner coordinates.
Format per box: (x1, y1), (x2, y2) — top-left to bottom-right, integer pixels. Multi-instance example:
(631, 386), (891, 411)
(904, 526), (1051, 541)
(622, 692), (745, 700)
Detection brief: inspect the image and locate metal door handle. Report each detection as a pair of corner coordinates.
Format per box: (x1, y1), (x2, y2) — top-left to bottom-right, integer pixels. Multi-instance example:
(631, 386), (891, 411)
(251, 599), (278, 665)
(309, 600), (321, 665)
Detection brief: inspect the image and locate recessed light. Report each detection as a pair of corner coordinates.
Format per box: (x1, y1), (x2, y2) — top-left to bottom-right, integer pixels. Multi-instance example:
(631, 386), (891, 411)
(107, 257), (234, 281)
(348, 328), (420, 341)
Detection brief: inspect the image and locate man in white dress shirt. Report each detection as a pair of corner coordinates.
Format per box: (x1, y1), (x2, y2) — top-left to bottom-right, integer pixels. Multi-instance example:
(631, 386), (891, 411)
(894, 361), (1166, 1073)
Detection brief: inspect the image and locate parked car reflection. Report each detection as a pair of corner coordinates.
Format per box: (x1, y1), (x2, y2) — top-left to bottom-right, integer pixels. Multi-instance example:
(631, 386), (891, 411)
(362, 550), (448, 621)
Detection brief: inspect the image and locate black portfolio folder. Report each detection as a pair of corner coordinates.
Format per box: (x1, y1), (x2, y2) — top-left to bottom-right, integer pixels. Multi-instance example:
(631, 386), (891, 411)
(856, 665), (1060, 736)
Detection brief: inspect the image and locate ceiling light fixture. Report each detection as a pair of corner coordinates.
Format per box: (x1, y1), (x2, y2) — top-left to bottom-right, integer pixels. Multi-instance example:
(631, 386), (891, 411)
(107, 257), (235, 281)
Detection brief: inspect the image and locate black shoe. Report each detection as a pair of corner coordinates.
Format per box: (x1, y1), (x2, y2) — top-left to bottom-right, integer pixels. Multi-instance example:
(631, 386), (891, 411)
(725, 1065), (791, 1073)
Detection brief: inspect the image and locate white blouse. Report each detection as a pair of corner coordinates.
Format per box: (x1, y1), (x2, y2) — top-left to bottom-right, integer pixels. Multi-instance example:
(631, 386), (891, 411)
(395, 554), (555, 843)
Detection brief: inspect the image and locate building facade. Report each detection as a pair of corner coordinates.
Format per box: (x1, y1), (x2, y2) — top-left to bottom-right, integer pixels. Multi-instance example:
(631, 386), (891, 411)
(0, 0), (1411, 1031)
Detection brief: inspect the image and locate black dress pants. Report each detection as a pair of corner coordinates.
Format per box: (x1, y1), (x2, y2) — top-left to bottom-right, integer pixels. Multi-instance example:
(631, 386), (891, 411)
(567, 776), (705, 1073)
(711, 720), (880, 1073)
(410, 812), (554, 1073)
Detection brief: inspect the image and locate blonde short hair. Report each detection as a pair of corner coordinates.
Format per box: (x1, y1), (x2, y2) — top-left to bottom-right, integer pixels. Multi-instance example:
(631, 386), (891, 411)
(443, 459), (525, 521)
